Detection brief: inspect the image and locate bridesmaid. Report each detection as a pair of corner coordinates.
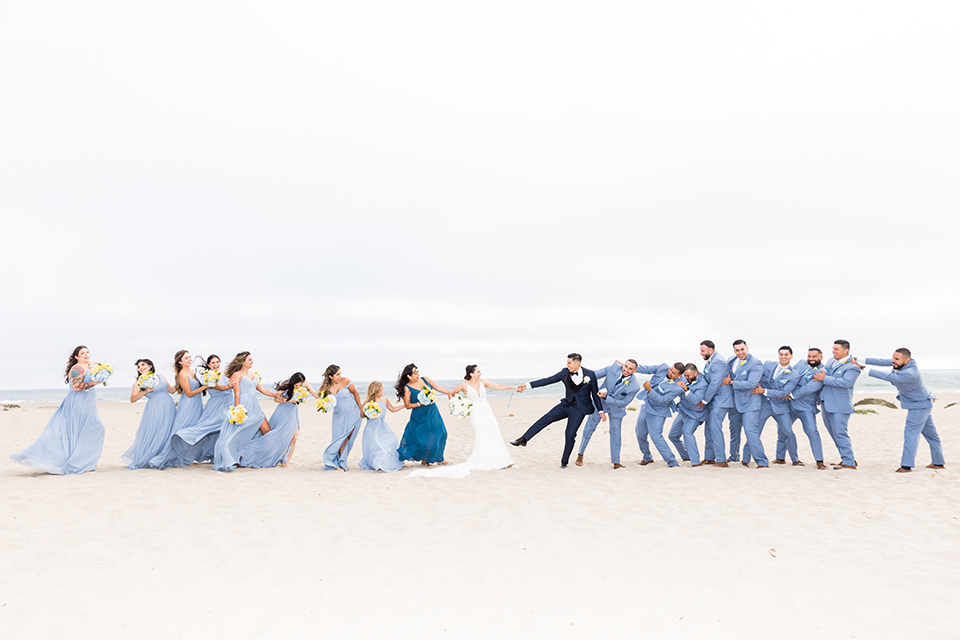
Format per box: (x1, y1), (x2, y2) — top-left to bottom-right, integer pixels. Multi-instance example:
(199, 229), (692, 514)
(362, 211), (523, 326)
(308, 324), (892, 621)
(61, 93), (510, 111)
(122, 358), (177, 469)
(10, 345), (106, 474)
(170, 354), (235, 464)
(213, 351), (277, 472)
(320, 365), (364, 471)
(395, 363), (453, 466)
(237, 372), (316, 468)
(150, 350), (209, 469)
(357, 381), (404, 472)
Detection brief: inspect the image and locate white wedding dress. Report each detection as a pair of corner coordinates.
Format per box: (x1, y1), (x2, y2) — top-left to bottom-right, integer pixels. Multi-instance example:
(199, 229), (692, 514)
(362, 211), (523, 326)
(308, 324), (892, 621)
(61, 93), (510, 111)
(407, 382), (514, 478)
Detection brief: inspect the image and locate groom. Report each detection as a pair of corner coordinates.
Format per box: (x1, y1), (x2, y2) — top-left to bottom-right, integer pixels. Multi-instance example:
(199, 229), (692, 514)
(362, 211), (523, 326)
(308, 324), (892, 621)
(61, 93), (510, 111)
(511, 353), (606, 468)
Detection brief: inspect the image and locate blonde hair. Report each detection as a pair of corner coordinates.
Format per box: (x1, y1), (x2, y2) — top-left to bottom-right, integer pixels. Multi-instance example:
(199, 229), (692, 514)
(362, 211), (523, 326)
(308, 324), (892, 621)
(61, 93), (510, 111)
(225, 351), (251, 378)
(364, 381), (383, 405)
(173, 350), (188, 393)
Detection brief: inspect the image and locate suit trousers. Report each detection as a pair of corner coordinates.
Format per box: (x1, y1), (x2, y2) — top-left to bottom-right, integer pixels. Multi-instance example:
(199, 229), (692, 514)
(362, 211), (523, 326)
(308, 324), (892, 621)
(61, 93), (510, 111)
(675, 413), (706, 466)
(667, 414), (689, 461)
(635, 412), (678, 466)
(523, 403), (586, 466)
(901, 406), (945, 469)
(578, 411), (624, 464)
(707, 405), (739, 463)
(737, 409), (768, 466)
(789, 409), (824, 462)
(822, 411), (855, 466)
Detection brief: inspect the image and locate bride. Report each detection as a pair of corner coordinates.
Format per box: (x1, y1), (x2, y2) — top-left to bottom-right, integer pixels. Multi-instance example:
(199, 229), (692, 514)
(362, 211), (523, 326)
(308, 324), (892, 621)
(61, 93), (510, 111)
(408, 365), (520, 478)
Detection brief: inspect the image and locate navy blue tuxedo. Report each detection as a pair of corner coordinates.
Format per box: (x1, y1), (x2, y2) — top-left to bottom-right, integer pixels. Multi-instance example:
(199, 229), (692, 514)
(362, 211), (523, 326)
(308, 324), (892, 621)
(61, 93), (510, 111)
(522, 368), (604, 466)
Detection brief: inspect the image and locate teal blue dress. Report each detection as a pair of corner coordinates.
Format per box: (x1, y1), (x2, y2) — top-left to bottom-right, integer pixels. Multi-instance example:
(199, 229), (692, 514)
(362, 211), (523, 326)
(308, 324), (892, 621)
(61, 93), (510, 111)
(10, 370), (105, 474)
(397, 383), (447, 464)
(122, 376), (177, 469)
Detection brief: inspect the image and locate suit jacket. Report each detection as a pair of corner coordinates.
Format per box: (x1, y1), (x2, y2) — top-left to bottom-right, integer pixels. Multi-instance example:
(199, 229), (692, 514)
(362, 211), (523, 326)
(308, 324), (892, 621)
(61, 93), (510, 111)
(701, 353), (734, 409)
(760, 361), (801, 416)
(593, 361), (639, 418)
(677, 373), (709, 421)
(530, 368), (603, 416)
(790, 362), (825, 414)
(640, 376), (685, 419)
(632, 362), (670, 405)
(819, 357), (861, 414)
(729, 354), (763, 413)
(866, 358), (933, 409)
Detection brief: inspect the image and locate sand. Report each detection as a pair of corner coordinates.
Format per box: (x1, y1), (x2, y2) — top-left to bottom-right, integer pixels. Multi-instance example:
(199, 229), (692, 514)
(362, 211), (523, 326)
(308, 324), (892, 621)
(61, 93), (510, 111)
(1, 393), (958, 638)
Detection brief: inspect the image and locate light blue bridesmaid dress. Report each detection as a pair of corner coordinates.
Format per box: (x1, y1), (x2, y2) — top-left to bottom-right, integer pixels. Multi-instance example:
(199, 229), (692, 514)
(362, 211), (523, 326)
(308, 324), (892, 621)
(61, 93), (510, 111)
(213, 375), (267, 472)
(236, 399), (300, 468)
(397, 382), (447, 464)
(10, 370), (105, 475)
(170, 374), (232, 464)
(122, 376), (177, 470)
(322, 387), (362, 470)
(358, 401), (403, 472)
(150, 377), (205, 469)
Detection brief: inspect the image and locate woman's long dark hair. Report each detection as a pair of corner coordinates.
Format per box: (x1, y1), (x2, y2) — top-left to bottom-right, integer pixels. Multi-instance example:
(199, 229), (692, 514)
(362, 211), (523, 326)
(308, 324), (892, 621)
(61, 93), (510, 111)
(395, 363), (417, 400)
(195, 354), (219, 396)
(275, 372), (306, 400)
(64, 345), (87, 383)
(135, 359), (156, 375)
(464, 364), (478, 380)
(173, 350), (189, 394)
(225, 351), (251, 378)
(319, 365), (340, 395)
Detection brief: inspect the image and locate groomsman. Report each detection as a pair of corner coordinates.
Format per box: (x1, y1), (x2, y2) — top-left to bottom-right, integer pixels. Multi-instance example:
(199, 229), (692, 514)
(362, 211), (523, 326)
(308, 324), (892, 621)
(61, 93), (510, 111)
(855, 348), (946, 473)
(788, 348), (827, 469)
(698, 340), (736, 466)
(816, 339), (860, 470)
(727, 339), (768, 468)
(634, 362), (686, 467)
(576, 359), (640, 469)
(750, 347), (801, 465)
(673, 363), (710, 466)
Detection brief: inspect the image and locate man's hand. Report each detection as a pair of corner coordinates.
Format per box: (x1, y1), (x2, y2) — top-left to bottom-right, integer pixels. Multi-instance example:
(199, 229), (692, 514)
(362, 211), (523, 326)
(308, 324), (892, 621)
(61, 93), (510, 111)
(813, 371), (826, 381)
(642, 380), (652, 392)
(676, 379), (688, 392)
(696, 401), (705, 410)
(517, 384), (527, 392)
(597, 389), (607, 398)
(722, 376), (732, 386)
(600, 412), (608, 423)
(752, 385), (765, 396)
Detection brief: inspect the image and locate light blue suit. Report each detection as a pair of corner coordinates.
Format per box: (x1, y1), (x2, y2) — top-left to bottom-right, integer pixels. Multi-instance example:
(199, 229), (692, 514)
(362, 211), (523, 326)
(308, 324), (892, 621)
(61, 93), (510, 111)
(672, 373), (709, 465)
(745, 361), (800, 463)
(634, 364), (682, 466)
(702, 353), (737, 463)
(787, 362), (825, 462)
(866, 358), (944, 469)
(819, 357), (861, 466)
(729, 353), (767, 466)
(579, 361), (639, 464)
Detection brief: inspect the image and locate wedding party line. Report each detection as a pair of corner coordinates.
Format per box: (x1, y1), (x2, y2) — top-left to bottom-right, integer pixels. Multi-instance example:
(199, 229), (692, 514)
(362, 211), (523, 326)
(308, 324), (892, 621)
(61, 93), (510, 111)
(9, 339), (948, 476)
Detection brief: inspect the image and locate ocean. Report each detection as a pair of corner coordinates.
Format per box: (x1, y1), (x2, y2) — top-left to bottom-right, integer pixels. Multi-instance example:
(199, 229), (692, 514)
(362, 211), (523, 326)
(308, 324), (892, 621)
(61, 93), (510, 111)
(4, 371), (960, 405)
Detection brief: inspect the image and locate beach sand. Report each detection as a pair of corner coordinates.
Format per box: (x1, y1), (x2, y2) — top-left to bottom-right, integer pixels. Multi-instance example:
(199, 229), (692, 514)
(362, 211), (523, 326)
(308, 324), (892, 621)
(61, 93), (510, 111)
(2, 393), (958, 638)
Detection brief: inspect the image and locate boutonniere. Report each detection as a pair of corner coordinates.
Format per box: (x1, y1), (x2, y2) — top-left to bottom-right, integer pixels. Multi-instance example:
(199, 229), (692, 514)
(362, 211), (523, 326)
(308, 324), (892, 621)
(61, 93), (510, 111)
(582, 375), (590, 384)
(622, 378), (630, 386)
(784, 368), (792, 374)
(690, 378), (698, 385)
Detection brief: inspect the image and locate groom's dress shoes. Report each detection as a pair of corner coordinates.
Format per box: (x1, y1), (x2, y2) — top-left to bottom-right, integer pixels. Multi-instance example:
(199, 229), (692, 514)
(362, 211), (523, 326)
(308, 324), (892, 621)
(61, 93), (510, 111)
(510, 437), (527, 447)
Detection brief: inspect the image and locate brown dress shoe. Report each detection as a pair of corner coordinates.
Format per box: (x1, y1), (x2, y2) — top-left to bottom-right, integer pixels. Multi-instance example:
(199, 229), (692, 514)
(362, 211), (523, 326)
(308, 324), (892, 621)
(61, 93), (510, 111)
(926, 464), (946, 469)
(792, 461), (805, 467)
(714, 461), (729, 467)
(833, 464), (856, 470)
(816, 461), (827, 470)
(613, 463), (624, 469)
(575, 454), (584, 467)
(773, 459), (786, 465)
(702, 459), (715, 465)
(895, 466), (912, 473)
(741, 461), (750, 467)
(639, 460), (656, 466)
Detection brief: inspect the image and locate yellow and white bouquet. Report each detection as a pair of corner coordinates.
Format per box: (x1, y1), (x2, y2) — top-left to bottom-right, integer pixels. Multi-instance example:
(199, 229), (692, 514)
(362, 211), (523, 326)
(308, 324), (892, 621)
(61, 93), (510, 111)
(416, 385), (436, 406)
(252, 370), (262, 382)
(199, 369), (222, 387)
(137, 372), (160, 389)
(90, 362), (114, 385)
(228, 404), (247, 424)
(448, 392), (472, 418)
(316, 391), (337, 413)
(363, 401), (383, 420)
(293, 386), (310, 404)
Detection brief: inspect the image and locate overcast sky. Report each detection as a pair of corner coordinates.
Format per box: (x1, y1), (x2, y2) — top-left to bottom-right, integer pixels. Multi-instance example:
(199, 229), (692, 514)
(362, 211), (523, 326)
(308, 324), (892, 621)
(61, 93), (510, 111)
(1, 1), (958, 389)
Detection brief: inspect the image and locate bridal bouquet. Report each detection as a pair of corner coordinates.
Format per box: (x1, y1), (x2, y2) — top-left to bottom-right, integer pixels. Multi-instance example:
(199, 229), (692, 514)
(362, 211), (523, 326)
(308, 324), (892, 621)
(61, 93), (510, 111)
(448, 392), (472, 418)
(293, 386), (310, 404)
(90, 362), (114, 385)
(199, 368), (222, 387)
(316, 391), (337, 413)
(228, 404), (247, 425)
(137, 372), (160, 389)
(417, 386), (436, 406)
(363, 401), (383, 420)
